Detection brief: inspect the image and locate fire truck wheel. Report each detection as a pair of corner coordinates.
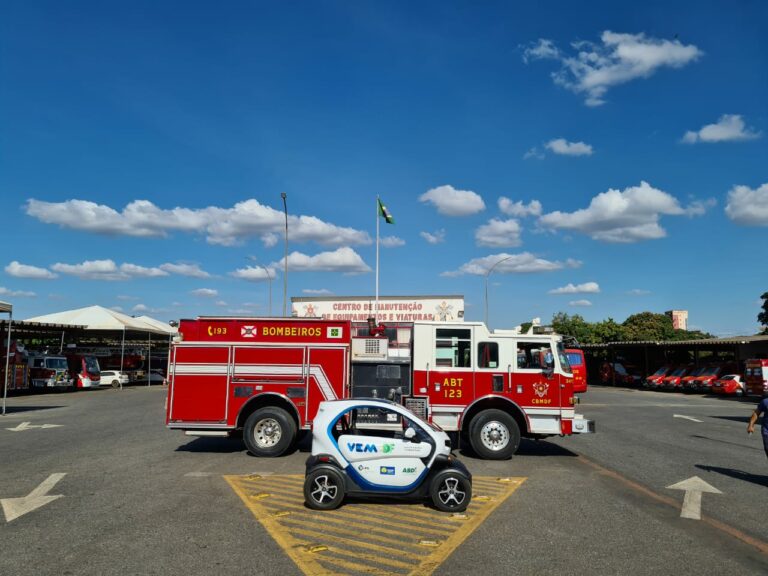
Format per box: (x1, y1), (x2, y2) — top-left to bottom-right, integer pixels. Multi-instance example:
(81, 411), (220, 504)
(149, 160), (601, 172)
(469, 409), (520, 460)
(304, 467), (345, 510)
(243, 407), (296, 457)
(430, 469), (471, 512)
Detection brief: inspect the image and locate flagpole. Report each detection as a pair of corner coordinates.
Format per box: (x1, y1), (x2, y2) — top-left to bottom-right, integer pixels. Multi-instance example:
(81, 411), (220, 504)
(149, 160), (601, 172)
(375, 195), (380, 323)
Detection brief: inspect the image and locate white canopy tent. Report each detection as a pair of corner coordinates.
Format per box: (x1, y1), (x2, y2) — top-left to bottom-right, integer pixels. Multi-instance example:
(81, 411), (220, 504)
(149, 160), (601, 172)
(25, 305), (178, 389)
(1, 300), (11, 415)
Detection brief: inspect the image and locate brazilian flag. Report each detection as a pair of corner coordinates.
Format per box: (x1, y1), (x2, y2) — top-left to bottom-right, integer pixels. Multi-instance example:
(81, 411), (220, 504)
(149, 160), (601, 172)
(378, 198), (395, 224)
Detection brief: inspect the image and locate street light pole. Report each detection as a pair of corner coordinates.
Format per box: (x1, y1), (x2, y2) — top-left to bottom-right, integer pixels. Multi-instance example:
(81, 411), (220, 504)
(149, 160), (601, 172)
(281, 192), (288, 317)
(484, 255), (514, 327)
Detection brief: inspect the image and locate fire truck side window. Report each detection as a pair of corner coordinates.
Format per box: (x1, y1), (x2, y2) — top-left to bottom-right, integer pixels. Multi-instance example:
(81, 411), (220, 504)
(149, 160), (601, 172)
(435, 328), (472, 368)
(477, 342), (498, 369)
(516, 342), (553, 370)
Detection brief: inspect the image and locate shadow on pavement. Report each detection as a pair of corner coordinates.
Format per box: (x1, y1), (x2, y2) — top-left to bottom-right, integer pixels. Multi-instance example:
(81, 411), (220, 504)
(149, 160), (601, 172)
(691, 434), (764, 451)
(0, 405), (66, 414)
(175, 430), (313, 455)
(458, 438), (578, 460)
(695, 464), (768, 488)
(709, 415), (752, 424)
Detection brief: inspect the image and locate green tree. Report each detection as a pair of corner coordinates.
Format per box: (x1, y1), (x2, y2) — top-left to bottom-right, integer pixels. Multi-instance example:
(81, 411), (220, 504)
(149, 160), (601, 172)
(621, 312), (676, 341)
(592, 318), (626, 343)
(551, 312), (595, 344)
(759, 292), (768, 334)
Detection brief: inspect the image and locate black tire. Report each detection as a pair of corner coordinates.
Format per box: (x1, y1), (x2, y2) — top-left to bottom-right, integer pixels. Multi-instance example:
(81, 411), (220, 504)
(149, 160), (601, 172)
(243, 407), (296, 457)
(469, 409), (520, 460)
(304, 467), (345, 510)
(111, 379), (120, 388)
(430, 469), (471, 512)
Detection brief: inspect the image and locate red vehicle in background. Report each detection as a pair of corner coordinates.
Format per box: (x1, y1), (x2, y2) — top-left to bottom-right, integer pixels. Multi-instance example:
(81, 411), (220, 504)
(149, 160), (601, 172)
(645, 366), (671, 389)
(565, 349), (587, 393)
(66, 354), (101, 389)
(744, 359), (768, 397)
(661, 366), (691, 391)
(692, 364), (736, 393)
(600, 362), (639, 387)
(711, 374), (745, 396)
(680, 366), (708, 392)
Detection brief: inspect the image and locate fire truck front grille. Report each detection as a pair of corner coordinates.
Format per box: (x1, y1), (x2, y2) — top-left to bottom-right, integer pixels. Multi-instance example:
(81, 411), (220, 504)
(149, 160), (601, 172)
(405, 397), (428, 420)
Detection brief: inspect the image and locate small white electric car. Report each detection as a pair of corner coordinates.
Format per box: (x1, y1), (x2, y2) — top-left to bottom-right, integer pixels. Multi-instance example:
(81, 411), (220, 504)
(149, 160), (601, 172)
(303, 399), (472, 512)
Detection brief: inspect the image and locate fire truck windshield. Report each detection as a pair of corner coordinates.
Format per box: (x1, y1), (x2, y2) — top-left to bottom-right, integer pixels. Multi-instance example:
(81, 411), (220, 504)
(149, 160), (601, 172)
(46, 358), (68, 370)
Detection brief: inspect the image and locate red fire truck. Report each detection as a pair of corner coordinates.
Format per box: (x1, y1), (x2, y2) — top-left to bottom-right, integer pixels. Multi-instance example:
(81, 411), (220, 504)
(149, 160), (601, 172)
(165, 317), (594, 459)
(745, 358), (768, 397)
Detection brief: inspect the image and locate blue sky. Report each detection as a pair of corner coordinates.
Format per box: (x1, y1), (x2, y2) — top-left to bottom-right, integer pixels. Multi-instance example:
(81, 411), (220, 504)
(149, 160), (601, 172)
(1, 1), (766, 336)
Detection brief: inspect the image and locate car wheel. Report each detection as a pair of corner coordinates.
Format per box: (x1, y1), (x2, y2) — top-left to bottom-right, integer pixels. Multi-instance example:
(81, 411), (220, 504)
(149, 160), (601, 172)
(469, 409), (520, 460)
(243, 407), (296, 457)
(111, 379), (120, 388)
(430, 469), (471, 512)
(304, 467), (345, 510)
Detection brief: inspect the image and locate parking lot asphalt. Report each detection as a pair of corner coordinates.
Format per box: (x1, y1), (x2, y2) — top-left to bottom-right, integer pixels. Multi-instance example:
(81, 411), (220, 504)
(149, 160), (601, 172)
(0, 385), (766, 576)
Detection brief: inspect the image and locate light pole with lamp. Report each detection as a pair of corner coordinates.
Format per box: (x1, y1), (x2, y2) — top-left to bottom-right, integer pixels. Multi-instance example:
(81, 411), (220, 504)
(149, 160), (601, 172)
(281, 192), (288, 317)
(484, 255), (514, 327)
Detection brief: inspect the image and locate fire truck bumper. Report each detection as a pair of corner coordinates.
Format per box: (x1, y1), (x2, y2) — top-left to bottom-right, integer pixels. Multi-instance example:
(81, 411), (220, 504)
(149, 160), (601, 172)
(572, 417), (595, 434)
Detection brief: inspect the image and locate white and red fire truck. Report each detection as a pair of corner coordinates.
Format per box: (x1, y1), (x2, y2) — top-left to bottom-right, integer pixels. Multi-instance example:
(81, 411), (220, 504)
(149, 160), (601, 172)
(165, 317), (594, 459)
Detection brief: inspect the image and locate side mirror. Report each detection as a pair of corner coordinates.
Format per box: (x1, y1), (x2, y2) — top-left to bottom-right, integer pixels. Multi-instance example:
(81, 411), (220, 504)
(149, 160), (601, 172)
(404, 427), (417, 441)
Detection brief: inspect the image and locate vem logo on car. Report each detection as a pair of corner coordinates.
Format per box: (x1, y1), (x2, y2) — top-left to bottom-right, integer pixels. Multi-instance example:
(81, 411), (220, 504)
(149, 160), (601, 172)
(348, 442), (378, 453)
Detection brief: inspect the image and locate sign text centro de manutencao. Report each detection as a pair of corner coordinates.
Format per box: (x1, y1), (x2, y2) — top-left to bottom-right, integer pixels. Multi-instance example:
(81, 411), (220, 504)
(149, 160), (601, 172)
(291, 295), (465, 322)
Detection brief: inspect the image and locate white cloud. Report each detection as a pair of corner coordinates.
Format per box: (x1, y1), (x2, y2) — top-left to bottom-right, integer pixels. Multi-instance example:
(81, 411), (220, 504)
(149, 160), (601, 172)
(132, 304), (149, 312)
(682, 114), (761, 143)
(523, 147), (545, 160)
(0, 287), (36, 298)
(475, 219), (523, 248)
(545, 138), (593, 156)
(117, 295), (139, 301)
(271, 247), (371, 275)
(380, 236), (405, 248)
(230, 266), (276, 282)
(419, 185), (485, 216)
(441, 252), (581, 277)
(538, 181), (714, 242)
(725, 183), (768, 226)
(215, 300), (228, 307)
(159, 263), (210, 278)
(191, 288), (218, 298)
(5, 261), (57, 279)
(498, 198), (542, 218)
(627, 288), (651, 296)
(549, 282), (600, 294)
(523, 31), (702, 106)
(420, 229), (446, 244)
(569, 299), (593, 307)
(302, 288), (333, 295)
(51, 259), (169, 281)
(24, 198), (371, 248)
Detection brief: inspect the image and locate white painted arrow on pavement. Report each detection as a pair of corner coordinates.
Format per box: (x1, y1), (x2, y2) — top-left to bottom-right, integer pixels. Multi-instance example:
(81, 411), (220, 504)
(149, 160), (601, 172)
(666, 476), (722, 520)
(5, 421), (63, 432)
(673, 414), (703, 423)
(1, 473), (67, 522)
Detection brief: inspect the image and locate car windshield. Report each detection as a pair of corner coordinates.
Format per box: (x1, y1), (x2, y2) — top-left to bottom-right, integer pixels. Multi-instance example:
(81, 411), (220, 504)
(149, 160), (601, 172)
(46, 358), (68, 370)
(85, 357), (100, 372)
(671, 368), (686, 376)
(652, 367), (667, 376)
(614, 364), (628, 375)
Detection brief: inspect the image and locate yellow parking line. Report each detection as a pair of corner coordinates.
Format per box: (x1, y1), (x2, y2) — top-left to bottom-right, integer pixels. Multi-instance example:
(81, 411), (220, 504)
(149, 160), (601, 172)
(286, 526), (425, 565)
(260, 496), (455, 537)
(225, 474), (526, 576)
(280, 517), (436, 553)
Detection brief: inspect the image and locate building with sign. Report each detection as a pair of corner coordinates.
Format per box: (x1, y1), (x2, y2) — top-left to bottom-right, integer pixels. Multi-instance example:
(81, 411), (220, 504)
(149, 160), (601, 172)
(291, 295), (465, 359)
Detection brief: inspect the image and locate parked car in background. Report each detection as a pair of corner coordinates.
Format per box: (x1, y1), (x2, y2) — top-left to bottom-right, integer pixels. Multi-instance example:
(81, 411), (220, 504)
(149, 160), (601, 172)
(100, 370), (129, 388)
(565, 349), (587, 394)
(692, 364), (736, 393)
(600, 362), (640, 387)
(680, 366), (708, 392)
(711, 374), (744, 396)
(645, 366), (672, 389)
(661, 366), (691, 391)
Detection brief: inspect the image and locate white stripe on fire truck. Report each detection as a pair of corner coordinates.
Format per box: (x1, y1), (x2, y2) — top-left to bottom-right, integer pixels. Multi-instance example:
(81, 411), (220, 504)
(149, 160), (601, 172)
(173, 364), (228, 375)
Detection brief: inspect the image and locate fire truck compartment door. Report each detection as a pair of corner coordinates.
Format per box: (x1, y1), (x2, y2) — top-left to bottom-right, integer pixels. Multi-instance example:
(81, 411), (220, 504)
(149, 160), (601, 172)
(170, 345), (229, 423)
(337, 434), (430, 489)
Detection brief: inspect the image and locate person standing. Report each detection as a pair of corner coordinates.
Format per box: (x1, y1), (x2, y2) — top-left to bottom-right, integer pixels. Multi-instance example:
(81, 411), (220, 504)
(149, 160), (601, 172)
(747, 396), (768, 460)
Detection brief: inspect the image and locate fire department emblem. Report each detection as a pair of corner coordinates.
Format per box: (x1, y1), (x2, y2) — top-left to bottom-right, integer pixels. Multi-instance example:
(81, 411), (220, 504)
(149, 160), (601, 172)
(241, 326), (257, 338)
(533, 381), (549, 398)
